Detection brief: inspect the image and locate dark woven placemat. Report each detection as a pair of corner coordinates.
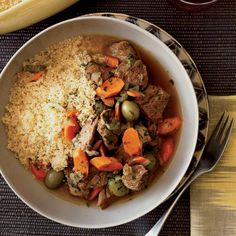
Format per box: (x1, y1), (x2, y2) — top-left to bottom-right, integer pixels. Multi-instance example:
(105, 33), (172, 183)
(0, 175), (190, 236)
(0, 0), (235, 235)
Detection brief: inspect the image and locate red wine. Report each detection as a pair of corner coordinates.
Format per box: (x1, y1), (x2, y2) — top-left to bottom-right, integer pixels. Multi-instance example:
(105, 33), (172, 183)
(169, 0), (219, 11)
(181, 0), (216, 2)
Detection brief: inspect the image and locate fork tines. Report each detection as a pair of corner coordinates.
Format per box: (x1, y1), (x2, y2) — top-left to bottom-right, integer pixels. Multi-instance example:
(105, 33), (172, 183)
(211, 111), (234, 145)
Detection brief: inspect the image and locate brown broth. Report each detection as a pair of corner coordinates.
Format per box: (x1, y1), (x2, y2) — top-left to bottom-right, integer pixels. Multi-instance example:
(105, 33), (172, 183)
(49, 35), (182, 206)
(137, 43), (182, 182)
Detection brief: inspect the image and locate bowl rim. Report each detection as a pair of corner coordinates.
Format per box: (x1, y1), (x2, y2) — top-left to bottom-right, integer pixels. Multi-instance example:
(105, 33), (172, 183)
(0, 15), (199, 228)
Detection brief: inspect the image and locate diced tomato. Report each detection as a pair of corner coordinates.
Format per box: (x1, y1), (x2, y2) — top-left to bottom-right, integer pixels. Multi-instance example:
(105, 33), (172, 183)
(31, 162), (46, 180)
(99, 144), (106, 156)
(157, 117), (182, 135)
(88, 187), (103, 201)
(30, 71), (43, 82)
(92, 140), (103, 151)
(160, 138), (174, 165)
(63, 116), (80, 143)
(67, 109), (79, 118)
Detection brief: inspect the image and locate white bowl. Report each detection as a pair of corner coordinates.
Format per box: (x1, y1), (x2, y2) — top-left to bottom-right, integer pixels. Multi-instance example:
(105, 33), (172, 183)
(0, 16), (198, 228)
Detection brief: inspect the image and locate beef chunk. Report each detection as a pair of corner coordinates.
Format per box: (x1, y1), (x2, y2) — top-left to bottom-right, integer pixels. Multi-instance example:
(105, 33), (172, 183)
(147, 122), (161, 147)
(124, 60), (148, 88)
(74, 118), (98, 151)
(86, 63), (102, 74)
(97, 186), (115, 209)
(114, 61), (131, 79)
(23, 63), (47, 73)
(85, 63), (103, 86)
(94, 101), (106, 116)
(85, 62), (112, 85)
(136, 85), (170, 123)
(101, 67), (113, 81)
(99, 172), (108, 187)
(99, 109), (121, 135)
(108, 41), (138, 62)
(66, 166), (108, 199)
(65, 171), (90, 199)
(67, 185), (90, 199)
(147, 122), (157, 137)
(122, 164), (148, 191)
(91, 53), (106, 65)
(97, 110), (119, 150)
(135, 124), (152, 145)
(97, 188), (106, 208)
(88, 172), (108, 188)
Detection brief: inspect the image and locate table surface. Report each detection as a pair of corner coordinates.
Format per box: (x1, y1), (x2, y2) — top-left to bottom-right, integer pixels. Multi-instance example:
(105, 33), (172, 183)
(191, 96), (236, 236)
(0, 0), (235, 235)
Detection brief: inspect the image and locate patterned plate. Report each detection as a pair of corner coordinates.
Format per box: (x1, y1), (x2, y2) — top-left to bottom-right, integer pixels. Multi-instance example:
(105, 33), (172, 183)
(87, 13), (210, 194)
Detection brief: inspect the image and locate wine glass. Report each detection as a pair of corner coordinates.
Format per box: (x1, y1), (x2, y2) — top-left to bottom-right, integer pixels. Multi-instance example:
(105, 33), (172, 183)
(168, 0), (219, 11)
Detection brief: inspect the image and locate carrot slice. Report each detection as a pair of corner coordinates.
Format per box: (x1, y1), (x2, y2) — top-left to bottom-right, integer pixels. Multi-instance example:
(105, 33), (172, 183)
(30, 71), (43, 82)
(127, 90), (143, 98)
(115, 102), (121, 121)
(101, 158), (123, 172)
(127, 156), (150, 166)
(96, 77), (125, 98)
(160, 138), (174, 166)
(157, 117), (182, 135)
(88, 187), (103, 201)
(63, 117), (80, 143)
(90, 156), (123, 172)
(110, 157), (121, 163)
(99, 144), (106, 156)
(106, 56), (119, 68)
(101, 97), (115, 107)
(122, 128), (142, 157)
(73, 148), (89, 176)
(90, 156), (111, 168)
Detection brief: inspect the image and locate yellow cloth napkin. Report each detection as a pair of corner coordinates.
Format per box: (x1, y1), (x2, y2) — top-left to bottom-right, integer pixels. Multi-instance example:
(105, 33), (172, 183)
(191, 96), (236, 236)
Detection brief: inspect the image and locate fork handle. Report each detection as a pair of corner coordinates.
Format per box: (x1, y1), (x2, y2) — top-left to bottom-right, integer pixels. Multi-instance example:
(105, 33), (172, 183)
(145, 169), (203, 236)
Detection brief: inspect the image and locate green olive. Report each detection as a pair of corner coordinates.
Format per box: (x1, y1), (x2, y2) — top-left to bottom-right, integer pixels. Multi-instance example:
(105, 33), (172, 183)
(44, 169), (64, 189)
(108, 178), (129, 197)
(121, 100), (140, 121)
(145, 153), (157, 171)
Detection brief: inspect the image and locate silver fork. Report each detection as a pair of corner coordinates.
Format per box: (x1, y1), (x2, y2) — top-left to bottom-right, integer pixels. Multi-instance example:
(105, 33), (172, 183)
(146, 112), (234, 236)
